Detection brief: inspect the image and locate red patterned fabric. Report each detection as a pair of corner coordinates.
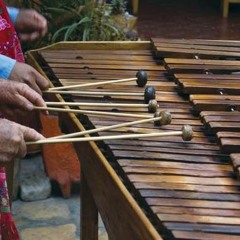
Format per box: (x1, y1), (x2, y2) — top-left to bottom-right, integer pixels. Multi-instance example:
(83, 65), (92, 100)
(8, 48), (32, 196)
(0, 1), (41, 134)
(0, 1), (22, 239)
(0, 0), (24, 62)
(0, 168), (19, 240)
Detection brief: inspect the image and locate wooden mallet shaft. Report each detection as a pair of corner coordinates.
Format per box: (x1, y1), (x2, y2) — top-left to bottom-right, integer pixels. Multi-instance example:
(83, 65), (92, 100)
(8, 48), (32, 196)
(45, 99), (159, 113)
(46, 70), (147, 91)
(50, 116), (163, 140)
(26, 125), (193, 145)
(45, 86), (156, 104)
(45, 90), (142, 95)
(33, 106), (151, 118)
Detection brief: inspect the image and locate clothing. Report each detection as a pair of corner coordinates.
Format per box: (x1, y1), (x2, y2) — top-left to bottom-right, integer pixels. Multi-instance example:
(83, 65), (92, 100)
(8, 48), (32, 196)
(0, 6), (21, 79)
(0, 3), (42, 136)
(0, 169), (19, 240)
(7, 7), (19, 24)
(0, 1), (22, 239)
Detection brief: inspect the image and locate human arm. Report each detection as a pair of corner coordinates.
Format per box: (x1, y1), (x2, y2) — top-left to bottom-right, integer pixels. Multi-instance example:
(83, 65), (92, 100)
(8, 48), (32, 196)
(0, 118), (44, 162)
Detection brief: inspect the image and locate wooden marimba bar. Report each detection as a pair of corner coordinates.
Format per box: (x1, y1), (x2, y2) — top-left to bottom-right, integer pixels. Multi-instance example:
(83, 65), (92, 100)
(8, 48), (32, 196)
(27, 41), (240, 240)
(161, 38), (240, 178)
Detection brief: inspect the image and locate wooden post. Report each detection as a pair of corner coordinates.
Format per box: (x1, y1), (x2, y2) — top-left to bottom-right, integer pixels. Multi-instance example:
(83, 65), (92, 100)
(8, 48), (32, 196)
(223, 0), (229, 17)
(132, 0), (139, 15)
(81, 172), (98, 240)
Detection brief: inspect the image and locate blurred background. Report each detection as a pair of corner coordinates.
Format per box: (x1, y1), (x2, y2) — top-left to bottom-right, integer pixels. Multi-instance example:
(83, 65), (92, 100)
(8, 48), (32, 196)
(6, 0), (240, 48)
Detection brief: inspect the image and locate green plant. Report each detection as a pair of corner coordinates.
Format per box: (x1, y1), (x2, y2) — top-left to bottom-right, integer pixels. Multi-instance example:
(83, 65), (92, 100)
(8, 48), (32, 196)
(110, 0), (127, 15)
(51, 1), (126, 42)
(7, 0), (127, 51)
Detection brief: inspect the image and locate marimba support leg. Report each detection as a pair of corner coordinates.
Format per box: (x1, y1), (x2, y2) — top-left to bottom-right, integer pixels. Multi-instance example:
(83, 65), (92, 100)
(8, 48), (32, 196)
(81, 172), (98, 240)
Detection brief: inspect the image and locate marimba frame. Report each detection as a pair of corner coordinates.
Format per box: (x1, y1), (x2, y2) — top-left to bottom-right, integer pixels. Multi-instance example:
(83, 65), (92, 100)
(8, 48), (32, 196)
(27, 41), (240, 240)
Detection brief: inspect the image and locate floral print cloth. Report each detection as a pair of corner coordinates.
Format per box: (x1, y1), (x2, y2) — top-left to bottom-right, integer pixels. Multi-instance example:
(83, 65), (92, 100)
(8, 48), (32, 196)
(0, 1), (24, 62)
(0, 0), (25, 239)
(0, 169), (19, 240)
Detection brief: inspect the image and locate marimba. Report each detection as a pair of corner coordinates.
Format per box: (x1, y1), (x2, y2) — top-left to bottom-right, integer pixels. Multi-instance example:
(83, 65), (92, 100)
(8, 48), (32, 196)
(27, 40), (240, 240)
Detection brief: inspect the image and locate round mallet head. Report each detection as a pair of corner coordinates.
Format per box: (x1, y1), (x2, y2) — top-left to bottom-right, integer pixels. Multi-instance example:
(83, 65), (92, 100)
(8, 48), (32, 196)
(136, 70), (148, 87)
(148, 99), (159, 113)
(182, 125), (193, 141)
(154, 110), (172, 126)
(144, 86), (156, 104)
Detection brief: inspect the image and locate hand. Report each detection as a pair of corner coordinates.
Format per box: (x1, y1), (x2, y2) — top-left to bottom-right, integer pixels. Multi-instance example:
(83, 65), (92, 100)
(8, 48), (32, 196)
(9, 62), (49, 95)
(15, 9), (47, 42)
(0, 79), (48, 124)
(0, 118), (44, 162)
(0, 79), (46, 111)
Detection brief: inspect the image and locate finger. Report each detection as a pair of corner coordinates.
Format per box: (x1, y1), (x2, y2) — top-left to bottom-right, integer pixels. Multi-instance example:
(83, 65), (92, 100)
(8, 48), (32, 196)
(14, 95), (34, 111)
(18, 32), (40, 42)
(17, 89), (48, 115)
(18, 33), (31, 42)
(40, 26), (47, 37)
(33, 71), (50, 91)
(34, 11), (47, 30)
(19, 84), (46, 108)
(20, 125), (45, 141)
(38, 17), (47, 37)
(25, 78), (42, 95)
(29, 32), (41, 41)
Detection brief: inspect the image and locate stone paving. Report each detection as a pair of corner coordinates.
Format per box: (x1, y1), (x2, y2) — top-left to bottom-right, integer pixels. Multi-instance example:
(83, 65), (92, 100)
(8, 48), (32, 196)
(11, 154), (108, 240)
(13, 196), (108, 240)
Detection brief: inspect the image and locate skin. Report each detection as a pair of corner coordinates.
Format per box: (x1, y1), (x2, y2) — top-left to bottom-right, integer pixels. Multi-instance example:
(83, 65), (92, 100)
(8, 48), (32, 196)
(0, 118), (44, 162)
(9, 62), (49, 95)
(14, 9), (48, 42)
(0, 10), (48, 162)
(9, 9), (49, 94)
(0, 80), (46, 161)
(0, 79), (47, 119)
(0, 79), (46, 110)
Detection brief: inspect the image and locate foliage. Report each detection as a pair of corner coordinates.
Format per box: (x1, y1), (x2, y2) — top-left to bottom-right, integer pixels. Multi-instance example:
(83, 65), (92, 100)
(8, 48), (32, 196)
(110, 0), (127, 15)
(7, 0), (127, 51)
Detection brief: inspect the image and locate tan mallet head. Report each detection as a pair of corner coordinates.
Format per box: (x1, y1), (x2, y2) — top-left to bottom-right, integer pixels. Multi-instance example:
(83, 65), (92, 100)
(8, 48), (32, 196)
(154, 110), (172, 126)
(148, 99), (159, 113)
(182, 125), (194, 141)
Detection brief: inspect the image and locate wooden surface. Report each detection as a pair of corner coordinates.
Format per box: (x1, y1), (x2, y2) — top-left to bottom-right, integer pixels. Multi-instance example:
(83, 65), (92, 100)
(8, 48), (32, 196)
(152, 38), (240, 59)
(200, 111), (240, 133)
(27, 41), (240, 240)
(158, 38), (240, 183)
